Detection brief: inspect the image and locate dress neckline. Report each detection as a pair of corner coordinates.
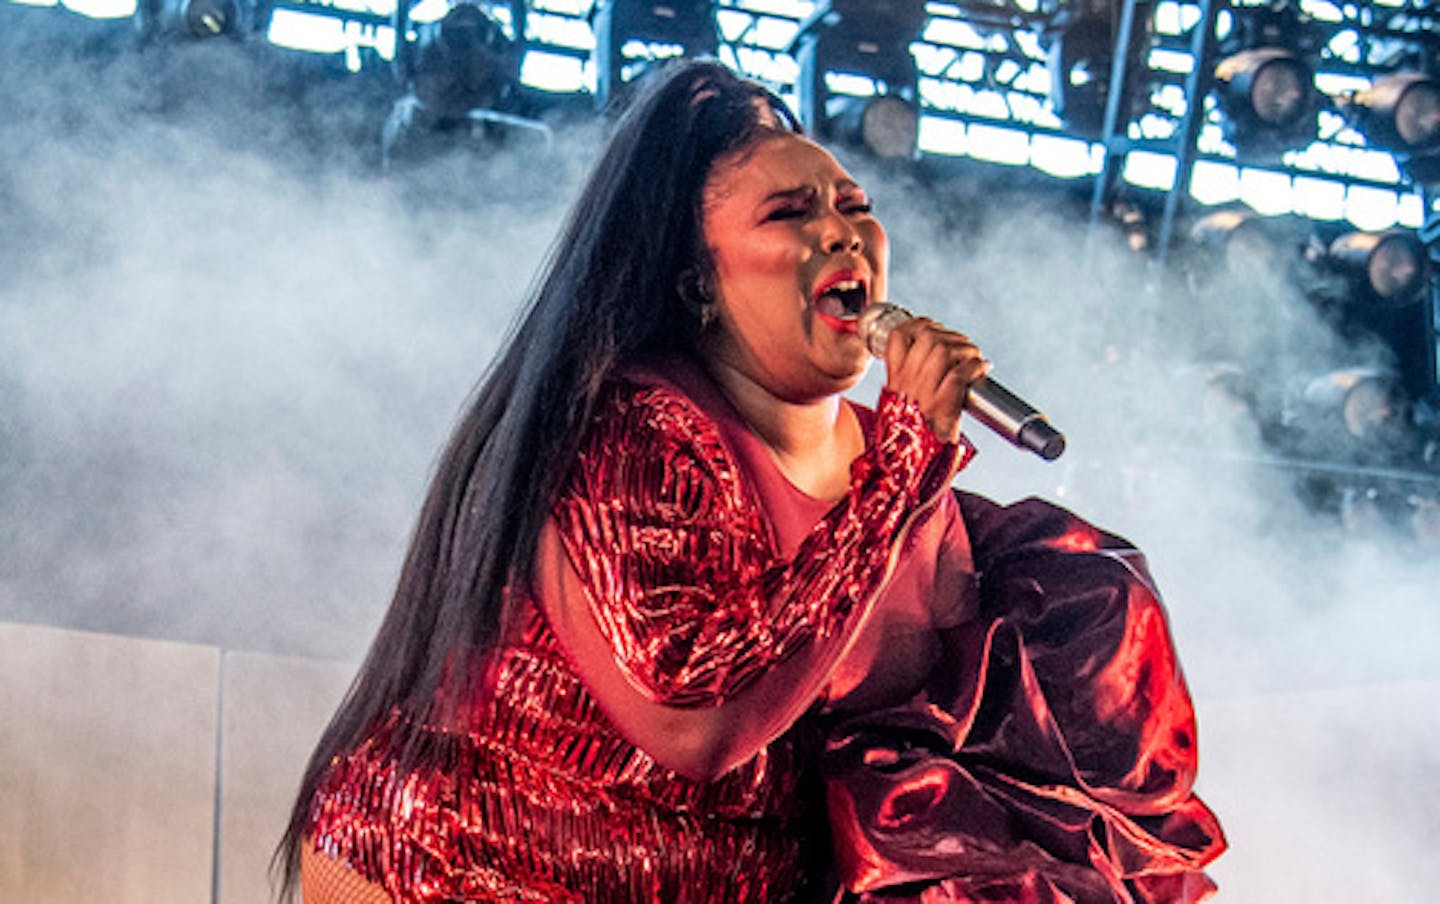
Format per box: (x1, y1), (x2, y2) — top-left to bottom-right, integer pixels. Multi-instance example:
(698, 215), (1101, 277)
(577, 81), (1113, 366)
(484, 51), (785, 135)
(633, 357), (873, 503)
(623, 356), (874, 556)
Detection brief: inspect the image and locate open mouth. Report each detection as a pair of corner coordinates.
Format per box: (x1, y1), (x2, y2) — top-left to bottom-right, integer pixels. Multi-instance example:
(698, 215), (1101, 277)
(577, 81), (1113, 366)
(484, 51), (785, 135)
(813, 277), (869, 322)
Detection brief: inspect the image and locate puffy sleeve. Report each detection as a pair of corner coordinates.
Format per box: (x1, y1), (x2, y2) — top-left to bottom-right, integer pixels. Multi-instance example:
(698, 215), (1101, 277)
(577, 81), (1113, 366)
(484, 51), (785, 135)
(550, 378), (967, 708)
(823, 494), (1226, 904)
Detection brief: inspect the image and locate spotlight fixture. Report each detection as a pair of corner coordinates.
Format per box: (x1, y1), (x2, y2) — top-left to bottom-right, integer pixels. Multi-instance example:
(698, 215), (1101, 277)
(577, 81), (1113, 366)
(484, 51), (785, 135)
(1344, 72), (1440, 184)
(409, 1), (527, 123)
(1310, 228), (1436, 402)
(1326, 229), (1430, 308)
(1189, 207), (1308, 282)
(1301, 367), (1410, 447)
(591, 0), (718, 112)
(1212, 47), (1320, 156)
(382, 0), (545, 168)
(134, 0), (246, 38)
(827, 93), (919, 160)
(1288, 366), (1426, 526)
(1046, 13), (1114, 138)
(790, 0), (927, 159)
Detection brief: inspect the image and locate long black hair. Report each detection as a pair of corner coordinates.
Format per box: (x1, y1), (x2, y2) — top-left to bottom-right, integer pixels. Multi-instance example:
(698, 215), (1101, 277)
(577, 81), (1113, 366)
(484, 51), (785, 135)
(276, 60), (799, 897)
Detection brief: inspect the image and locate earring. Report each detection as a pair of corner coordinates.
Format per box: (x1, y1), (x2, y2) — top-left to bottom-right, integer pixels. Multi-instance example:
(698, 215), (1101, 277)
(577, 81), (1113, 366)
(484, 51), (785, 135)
(678, 267), (715, 329)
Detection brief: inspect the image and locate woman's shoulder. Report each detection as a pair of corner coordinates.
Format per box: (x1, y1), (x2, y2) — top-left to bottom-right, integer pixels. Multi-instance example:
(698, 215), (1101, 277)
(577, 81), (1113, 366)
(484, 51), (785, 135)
(572, 359), (750, 505)
(610, 357), (716, 411)
(603, 362), (703, 419)
(589, 357), (737, 454)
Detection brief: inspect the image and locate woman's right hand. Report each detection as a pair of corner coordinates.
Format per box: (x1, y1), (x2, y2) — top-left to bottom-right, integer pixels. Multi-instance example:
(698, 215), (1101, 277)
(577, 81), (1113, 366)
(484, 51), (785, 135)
(880, 317), (989, 444)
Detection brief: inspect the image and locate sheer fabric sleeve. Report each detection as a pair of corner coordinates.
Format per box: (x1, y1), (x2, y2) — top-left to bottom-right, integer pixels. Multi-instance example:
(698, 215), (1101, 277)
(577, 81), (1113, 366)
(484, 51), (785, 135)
(550, 379), (966, 709)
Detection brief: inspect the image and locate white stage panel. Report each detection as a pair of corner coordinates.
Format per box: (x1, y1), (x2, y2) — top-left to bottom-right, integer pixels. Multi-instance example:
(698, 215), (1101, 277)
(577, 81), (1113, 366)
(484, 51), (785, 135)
(0, 623), (220, 904)
(217, 650), (354, 904)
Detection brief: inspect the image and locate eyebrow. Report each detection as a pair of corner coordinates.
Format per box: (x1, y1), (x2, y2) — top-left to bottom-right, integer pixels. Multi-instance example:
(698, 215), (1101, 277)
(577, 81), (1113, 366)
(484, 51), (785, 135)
(758, 179), (866, 206)
(759, 186), (814, 206)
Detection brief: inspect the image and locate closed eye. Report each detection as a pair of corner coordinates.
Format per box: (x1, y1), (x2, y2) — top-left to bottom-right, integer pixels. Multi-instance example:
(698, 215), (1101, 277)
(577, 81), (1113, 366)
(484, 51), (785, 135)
(765, 201), (871, 222)
(765, 207), (807, 222)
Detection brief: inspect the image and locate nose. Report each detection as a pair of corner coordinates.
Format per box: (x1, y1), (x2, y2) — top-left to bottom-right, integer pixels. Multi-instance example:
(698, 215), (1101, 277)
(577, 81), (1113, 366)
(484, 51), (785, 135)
(821, 213), (863, 255)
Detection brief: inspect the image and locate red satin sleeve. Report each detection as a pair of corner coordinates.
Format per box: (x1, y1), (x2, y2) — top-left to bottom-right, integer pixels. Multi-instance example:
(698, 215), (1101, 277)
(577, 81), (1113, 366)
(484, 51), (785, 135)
(550, 378), (965, 708)
(824, 494), (1226, 903)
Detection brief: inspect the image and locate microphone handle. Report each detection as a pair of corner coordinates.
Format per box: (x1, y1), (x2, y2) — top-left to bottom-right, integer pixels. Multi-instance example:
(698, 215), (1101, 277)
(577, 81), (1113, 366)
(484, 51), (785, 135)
(968, 377), (1067, 461)
(858, 302), (1066, 461)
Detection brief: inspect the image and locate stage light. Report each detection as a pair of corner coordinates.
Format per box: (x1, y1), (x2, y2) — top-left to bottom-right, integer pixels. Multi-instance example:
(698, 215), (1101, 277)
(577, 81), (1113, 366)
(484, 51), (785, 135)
(1046, 13), (1113, 138)
(134, 0), (245, 38)
(1212, 47), (1320, 156)
(1306, 227), (1436, 403)
(790, 0), (927, 160)
(1327, 229), (1429, 307)
(409, 1), (526, 122)
(1301, 367), (1410, 445)
(1343, 72), (1440, 184)
(828, 94), (919, 159)
(382, 0), (545, 168)
(1188, 207), (1308, 282)
(1348, 73), (1440, 154)
(591, 1), (718, 112)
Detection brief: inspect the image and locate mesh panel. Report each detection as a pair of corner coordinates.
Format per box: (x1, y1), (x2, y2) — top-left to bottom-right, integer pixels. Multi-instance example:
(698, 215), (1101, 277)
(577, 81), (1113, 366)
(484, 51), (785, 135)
(300, 843), (392, 904)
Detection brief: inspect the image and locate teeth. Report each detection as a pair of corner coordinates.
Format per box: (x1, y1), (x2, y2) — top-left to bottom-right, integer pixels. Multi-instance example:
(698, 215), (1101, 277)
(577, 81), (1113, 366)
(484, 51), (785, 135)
(827, 279), (862, 292)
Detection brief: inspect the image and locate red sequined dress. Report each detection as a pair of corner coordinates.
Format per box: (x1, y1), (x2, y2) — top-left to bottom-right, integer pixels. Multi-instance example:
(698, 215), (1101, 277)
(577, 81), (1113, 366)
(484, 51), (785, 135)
(303, 358), (969, 903)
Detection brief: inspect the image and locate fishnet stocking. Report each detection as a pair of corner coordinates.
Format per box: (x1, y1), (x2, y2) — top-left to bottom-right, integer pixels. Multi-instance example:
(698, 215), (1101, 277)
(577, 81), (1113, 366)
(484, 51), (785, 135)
(300, 841), (392, 904)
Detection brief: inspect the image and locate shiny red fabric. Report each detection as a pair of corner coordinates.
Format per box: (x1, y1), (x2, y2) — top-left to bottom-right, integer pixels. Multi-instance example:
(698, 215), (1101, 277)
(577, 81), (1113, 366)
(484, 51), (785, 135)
(304, 367), (965, 903)
(823, 494), (1226, 903)
(552, 372), (962, 707)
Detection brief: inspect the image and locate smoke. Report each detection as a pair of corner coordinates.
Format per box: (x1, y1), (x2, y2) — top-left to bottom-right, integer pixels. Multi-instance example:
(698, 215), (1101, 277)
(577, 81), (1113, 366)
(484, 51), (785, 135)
(0, 12), (594, 658)
(3, 13), (1438, 897)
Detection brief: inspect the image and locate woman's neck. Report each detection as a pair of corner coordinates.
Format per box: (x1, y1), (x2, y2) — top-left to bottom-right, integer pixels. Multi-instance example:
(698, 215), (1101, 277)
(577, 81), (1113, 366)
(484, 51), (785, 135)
(702, 357), (862, 500)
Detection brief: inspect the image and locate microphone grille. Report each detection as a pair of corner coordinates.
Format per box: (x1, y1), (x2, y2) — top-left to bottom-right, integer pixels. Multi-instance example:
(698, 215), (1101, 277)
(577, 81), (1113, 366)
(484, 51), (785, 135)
(857, 302), (913, 358)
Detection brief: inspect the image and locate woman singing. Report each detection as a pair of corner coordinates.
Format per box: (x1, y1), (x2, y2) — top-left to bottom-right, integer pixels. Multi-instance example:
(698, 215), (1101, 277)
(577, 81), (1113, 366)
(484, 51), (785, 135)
(279, 60), (1222, 903)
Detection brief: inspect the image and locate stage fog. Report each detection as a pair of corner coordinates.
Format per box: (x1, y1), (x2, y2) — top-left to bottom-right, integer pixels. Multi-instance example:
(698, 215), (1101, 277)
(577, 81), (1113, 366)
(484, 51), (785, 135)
(2, 15), (1437, 903)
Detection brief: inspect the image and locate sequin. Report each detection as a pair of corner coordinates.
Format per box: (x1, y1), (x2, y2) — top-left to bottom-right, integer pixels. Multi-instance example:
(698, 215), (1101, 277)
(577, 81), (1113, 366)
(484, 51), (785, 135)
(552, 382), (961, 708)
(305, 373), (964, 902)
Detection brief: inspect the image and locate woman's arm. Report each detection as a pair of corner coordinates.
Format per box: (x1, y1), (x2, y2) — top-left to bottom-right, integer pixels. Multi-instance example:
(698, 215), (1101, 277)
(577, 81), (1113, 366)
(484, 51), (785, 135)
(537, 519), (859, 780)
(537, 381), (965, 781)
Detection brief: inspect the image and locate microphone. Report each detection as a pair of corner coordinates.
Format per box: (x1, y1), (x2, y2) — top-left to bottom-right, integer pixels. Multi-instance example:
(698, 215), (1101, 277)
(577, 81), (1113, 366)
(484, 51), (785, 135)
(858, 302), (1066, 461)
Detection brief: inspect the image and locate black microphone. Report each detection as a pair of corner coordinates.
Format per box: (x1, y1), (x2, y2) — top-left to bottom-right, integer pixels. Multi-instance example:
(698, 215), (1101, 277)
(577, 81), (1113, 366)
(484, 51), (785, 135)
(858, 302), (1066, 461)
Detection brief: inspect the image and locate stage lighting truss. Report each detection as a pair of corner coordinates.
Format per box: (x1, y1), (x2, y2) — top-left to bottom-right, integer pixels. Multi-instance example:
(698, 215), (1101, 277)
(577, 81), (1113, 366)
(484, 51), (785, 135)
(788, 0), (928, 159)
(28, 0), (1440, 231)
(591, 0), (719, 111)
(192, 0), (1438, 216)
(1283, 366), (1437, 543)
(1269, 361), (1440, 537)
(1060, 0), (1440, 273)
(1183, 202), (1435, 404)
